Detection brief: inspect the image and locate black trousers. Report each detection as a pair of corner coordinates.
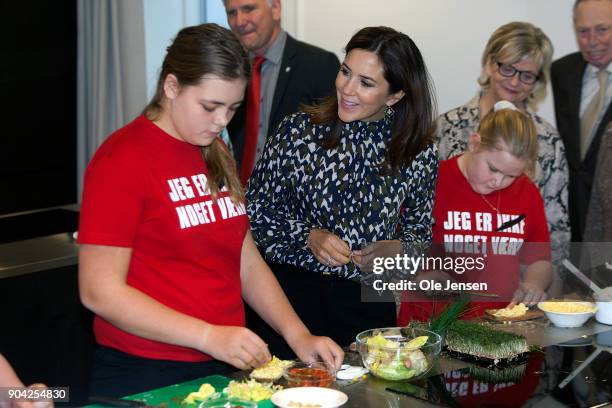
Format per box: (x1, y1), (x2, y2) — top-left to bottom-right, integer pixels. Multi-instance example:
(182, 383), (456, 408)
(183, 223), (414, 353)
(90, 346), (233, 398)
(246, 261), (397, 359)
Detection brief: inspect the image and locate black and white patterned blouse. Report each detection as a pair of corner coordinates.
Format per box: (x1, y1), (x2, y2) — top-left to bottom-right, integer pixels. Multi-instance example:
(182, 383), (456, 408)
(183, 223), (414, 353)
(246, 112), (438, 280)
(436, 93), (571, 270)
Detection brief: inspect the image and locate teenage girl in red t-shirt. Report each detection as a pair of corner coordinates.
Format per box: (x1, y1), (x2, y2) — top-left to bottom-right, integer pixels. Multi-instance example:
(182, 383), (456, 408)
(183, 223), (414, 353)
(399, 102), (553, 324)
(78, 24), (343, 398)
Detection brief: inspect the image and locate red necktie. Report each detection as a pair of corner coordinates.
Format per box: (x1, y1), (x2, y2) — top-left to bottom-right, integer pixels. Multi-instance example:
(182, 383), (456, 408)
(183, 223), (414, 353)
(240, 55), (265, 185)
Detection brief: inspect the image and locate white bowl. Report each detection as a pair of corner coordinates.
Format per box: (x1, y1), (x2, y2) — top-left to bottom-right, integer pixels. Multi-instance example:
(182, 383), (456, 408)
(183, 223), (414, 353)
(271, 387), (347, 408)
(595, 301), (612, 325)
(538, 301), (597, 328)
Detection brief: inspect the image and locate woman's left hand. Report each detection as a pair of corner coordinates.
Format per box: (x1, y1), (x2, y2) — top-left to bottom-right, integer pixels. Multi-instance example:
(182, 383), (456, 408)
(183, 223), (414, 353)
(286, 333), (344, 370)
(509, 282), (547, 307)
(307, 229), (351, 267)
(352, 240), (402, 273)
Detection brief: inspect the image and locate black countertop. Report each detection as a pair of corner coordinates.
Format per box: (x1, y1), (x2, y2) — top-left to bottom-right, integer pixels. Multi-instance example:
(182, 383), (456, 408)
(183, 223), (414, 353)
(0, 207), (79, 279)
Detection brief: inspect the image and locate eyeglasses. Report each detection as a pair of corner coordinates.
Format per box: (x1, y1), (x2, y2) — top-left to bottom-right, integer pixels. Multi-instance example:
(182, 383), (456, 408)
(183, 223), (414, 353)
(496, 62), (540, 85)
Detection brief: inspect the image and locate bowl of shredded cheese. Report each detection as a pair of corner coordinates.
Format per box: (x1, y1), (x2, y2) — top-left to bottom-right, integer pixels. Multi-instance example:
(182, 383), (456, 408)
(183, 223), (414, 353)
(538, 301), (597, 327)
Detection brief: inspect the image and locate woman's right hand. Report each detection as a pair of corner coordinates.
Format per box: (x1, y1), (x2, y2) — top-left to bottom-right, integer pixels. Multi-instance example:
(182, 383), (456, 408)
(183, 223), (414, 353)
(307, 229), (351, 267)
(201, 325), (271, 370)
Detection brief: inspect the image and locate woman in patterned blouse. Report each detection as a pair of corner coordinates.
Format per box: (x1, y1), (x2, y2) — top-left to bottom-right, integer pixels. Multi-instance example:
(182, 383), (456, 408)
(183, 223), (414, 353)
(436, 22), (570, 294)
(245, 26), (438, 353)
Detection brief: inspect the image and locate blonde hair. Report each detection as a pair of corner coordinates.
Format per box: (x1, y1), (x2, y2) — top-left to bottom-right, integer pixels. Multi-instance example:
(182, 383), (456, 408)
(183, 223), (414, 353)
(478, 22), (553, 101)
(477, 109), (538, 177)
(144, 23), (249, 203)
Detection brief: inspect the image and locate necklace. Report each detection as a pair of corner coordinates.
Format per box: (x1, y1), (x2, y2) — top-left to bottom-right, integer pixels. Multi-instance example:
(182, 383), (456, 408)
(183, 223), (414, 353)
(480, 191), (501, 214)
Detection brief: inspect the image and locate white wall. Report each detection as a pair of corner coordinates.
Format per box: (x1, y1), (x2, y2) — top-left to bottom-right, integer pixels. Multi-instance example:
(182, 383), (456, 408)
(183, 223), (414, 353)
(283, 0), (578, 125)
(143, 0), (202, 99)
(206, 1), (230, 27)
(141, 0), (306, 99)
(141, 0), (579, 125)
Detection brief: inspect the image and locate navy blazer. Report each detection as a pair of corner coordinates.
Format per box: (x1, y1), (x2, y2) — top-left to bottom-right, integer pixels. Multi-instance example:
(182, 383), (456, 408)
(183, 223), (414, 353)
(227, 34), (340, 170)
(551, 52), (612, 241)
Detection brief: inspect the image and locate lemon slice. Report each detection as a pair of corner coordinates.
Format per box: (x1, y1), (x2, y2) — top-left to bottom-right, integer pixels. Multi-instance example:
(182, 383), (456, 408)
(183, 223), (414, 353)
(404, 335), (428, 349)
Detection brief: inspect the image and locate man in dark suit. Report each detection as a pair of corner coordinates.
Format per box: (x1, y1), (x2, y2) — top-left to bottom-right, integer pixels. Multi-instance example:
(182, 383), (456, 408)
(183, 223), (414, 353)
(551, 0), (612, 243)
(224, 0), (340, 181)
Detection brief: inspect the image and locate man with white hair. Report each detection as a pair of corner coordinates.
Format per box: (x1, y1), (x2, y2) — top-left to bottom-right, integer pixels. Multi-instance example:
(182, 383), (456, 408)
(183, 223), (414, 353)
(224, 0), (339, 183)
(552, 0), (612, 243)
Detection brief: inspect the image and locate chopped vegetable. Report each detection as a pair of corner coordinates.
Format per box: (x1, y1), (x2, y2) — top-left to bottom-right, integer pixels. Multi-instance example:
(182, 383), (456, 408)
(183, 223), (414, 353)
(182, 383), (216, 405)
(250, 356), (293, 381)
(225, 379), (281, 402)
(364, 333), (430, 380)
(492, 303), (528, 318)
(404, 335), (429, 349)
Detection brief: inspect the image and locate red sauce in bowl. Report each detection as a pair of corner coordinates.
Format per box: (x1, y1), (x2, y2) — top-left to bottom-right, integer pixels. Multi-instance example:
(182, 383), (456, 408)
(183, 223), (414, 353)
(285, 367), (334, 387)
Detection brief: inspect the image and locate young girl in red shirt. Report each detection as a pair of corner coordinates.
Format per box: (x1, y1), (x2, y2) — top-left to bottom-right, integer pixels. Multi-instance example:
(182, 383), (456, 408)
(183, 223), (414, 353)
(399, 101), (552, 324)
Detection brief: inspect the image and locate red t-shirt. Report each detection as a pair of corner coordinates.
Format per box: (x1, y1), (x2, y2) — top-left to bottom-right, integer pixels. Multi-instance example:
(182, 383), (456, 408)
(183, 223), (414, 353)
(79, 115), (249, 362)
(399, 156), (550, 324)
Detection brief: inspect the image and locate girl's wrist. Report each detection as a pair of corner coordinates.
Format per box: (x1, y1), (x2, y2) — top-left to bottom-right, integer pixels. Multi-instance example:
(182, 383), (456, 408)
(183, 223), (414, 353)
(199, 322), (214, 353)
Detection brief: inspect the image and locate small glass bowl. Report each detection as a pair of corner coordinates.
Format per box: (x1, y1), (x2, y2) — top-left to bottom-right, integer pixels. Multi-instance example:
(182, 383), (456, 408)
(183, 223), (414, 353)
(356, 327), (442, 381)
(282, 361), (336, 388)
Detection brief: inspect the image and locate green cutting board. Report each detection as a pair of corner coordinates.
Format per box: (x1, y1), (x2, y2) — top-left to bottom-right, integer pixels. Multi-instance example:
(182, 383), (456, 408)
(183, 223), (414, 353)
(86, 375), (274, 408)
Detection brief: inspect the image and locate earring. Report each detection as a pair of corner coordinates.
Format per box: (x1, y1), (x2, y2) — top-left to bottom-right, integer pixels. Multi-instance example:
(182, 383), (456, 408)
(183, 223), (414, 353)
(384, 105), (395, 121)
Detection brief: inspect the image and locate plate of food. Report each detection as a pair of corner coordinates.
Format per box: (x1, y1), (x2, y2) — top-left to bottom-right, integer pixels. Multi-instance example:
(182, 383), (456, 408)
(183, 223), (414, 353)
(485, 303), (544, 321)
(270, 387), (347, 408)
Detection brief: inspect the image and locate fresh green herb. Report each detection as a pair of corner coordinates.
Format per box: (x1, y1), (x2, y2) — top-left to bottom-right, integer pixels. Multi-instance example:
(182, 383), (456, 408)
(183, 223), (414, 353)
(446, 320), (528, 360)
(529, 344), (543, 353)
(428, 298), (470, 338)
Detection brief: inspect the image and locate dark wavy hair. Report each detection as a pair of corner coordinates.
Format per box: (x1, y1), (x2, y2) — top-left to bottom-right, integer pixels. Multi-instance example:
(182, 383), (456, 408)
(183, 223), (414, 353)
(144, 23), (250, 202)
(303, 26), (437, 173)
